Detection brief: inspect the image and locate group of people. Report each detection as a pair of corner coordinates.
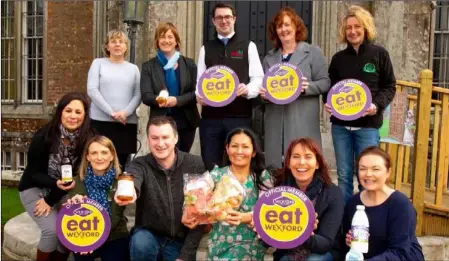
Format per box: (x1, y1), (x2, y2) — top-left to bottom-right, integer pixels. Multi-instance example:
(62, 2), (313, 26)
(17, 2), (424, 261)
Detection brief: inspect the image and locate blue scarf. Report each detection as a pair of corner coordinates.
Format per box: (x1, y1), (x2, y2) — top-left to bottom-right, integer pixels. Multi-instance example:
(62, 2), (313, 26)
(157, 50), (180, 97)
(84, 165), (116, 215)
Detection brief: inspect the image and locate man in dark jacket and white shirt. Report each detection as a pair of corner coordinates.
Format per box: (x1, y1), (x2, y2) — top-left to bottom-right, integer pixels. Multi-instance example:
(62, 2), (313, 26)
(116, 116), (205, 261)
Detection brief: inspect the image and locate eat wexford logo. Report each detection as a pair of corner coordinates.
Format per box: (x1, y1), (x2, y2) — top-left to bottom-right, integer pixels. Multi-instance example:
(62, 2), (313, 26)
(57, 198), (111, 252)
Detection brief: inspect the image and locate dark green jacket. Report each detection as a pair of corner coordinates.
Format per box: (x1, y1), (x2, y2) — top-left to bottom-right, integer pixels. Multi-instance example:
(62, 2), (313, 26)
(69, 175), (129, 241)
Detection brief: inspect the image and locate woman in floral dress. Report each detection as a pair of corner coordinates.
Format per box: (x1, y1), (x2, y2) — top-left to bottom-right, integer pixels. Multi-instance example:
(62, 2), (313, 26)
(185, 127), (272, 260)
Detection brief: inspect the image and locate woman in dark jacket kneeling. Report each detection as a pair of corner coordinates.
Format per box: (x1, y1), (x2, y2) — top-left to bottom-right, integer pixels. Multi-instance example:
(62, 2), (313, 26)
(18, 92), (94, 261)
(273, 137), (344, 261)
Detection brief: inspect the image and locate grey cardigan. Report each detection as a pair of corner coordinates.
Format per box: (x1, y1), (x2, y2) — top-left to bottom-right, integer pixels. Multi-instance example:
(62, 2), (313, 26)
(263, 42), (330, 168)
(87, 58), (141, 124)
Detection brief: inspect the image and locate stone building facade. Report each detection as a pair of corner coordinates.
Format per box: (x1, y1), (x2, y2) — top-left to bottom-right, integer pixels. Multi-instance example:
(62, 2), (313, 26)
(1, 1), (445, 176)
(1, 1), (94, 176)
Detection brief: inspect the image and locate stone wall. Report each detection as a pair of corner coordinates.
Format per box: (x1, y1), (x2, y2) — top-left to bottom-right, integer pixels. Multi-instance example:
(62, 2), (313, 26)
(373, 1), (432, 81)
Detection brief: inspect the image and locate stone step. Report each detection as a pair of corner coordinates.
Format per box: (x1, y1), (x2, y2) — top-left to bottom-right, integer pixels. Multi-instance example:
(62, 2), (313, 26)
(124, 203), (136, 217)
(3, 212), (447, 260)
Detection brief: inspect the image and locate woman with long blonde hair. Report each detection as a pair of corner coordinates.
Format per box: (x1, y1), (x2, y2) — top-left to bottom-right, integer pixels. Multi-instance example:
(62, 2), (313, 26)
(66, 135), (129, 261)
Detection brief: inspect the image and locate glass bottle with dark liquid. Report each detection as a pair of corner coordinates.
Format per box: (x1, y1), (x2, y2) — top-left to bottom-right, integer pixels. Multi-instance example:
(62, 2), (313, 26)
(61, 147), (73, 184)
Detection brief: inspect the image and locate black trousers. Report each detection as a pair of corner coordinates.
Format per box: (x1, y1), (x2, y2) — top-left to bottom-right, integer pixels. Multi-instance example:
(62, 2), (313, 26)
(118, 153), (130, 170)
(176, 128), (196, 153)
(199, 117), (252, 171)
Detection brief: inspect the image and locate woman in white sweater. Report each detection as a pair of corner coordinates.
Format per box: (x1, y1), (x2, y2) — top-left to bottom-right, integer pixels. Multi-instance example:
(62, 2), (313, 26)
(87, 29), (141, 168)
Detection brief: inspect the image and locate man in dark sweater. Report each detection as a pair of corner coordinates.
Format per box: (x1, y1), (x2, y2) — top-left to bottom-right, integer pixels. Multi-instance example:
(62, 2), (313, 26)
(195, 2), (264, 171)
(117, 116), (206, 261)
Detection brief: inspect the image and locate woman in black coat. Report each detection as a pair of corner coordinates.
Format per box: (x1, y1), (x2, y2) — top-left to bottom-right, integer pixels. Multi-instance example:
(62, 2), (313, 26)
(140, 22), (200, 152)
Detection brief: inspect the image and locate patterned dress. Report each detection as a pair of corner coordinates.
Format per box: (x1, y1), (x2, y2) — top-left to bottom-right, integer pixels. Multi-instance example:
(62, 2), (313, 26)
(207, 166), (272, 261)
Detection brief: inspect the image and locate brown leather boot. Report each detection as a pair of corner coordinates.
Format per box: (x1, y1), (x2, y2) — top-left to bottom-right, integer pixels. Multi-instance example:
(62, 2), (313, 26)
(49, 251), (70, 261)
(36, 249), (52, 261)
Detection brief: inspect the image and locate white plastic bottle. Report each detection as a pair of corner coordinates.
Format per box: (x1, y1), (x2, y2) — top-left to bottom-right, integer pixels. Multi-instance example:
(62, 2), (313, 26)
(345, 248), (364, 261)
(350, 205), (369, 253)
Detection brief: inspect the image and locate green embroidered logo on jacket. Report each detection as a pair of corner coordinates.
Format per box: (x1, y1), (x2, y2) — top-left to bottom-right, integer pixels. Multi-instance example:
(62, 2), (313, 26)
(363, 63), (376, 73)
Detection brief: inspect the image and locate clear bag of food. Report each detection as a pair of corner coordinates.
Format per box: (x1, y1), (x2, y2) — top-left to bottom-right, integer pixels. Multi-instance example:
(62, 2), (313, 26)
(183, 173), (216, 224)
(207, 173), (246, 222)
(183, 170), (246, 224)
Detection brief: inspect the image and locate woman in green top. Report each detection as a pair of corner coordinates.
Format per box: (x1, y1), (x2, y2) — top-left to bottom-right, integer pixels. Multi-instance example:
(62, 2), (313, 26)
(184, 128), (273, 261)
(66, 135), (129, 261)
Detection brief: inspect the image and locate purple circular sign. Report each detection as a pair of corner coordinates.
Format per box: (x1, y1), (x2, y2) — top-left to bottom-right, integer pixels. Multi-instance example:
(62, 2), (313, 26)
(326, 78), (372, 121)
(198, 65), (240, 107)
(253, 186), (315, 249)
(263, 62), (303, 105)
(56, 198), (111, 252)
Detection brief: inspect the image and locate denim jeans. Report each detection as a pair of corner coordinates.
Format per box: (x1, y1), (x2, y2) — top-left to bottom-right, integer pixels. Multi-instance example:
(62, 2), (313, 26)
(331, 124), (380, 203)
(276, 252), (333, 261)
(73, 236), (129, 261)
(199, 117), (252, 171)
(129, 227), (183, 261)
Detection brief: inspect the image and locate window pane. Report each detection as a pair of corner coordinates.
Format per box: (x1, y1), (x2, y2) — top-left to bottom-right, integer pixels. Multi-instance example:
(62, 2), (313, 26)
(28, 38), (34, 58)
(2, 151), (12, 170)
(37, 38), (42, 54)
(16, 152), (27, 170)
(433, 3), (449, 89)
(27, 17), (33, 36)
(23, 1), (43, 103)
(36, 1), (44, 15)
(38, 56), (42, 77)
(36, 16), (43, 37)
(28, 79), (35, 99)
(1, 1), (15, 102)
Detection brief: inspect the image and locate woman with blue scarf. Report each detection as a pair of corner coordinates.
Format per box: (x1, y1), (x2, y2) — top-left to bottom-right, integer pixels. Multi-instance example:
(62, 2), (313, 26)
(141, 22), (200, 153)
(67, 135), (129, 261)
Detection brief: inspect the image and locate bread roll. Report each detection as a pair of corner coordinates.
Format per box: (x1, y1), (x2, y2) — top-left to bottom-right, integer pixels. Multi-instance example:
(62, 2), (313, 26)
(156, 90), (169, 105)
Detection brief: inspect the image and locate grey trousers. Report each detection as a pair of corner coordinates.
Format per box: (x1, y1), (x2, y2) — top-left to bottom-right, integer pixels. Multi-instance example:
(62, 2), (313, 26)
(19, 187), (67, 253)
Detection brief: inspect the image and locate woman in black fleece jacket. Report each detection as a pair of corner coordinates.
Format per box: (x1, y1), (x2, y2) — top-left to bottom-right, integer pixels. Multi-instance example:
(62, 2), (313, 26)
(18, 92), (94, 261)
(322, 5), (396, 204)
(273, 138), (344, 261)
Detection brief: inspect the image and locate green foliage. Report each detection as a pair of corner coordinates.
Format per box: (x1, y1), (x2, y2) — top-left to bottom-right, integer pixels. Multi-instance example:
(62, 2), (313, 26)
(1, 187), (24, 226)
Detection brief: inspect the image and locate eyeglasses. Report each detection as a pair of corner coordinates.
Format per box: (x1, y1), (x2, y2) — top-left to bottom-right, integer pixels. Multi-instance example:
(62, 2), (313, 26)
(213, 15), (234, 21)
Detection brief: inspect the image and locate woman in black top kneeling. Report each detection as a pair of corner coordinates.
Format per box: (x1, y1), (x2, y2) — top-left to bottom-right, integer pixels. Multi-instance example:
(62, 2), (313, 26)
(18, 92), (94, 261)
(273, 137), (344, 261)
(340, 146), (424, 261)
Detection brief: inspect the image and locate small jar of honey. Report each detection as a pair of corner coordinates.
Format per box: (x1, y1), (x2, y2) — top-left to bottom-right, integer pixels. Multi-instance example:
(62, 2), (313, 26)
(116, 172), (135, 202)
